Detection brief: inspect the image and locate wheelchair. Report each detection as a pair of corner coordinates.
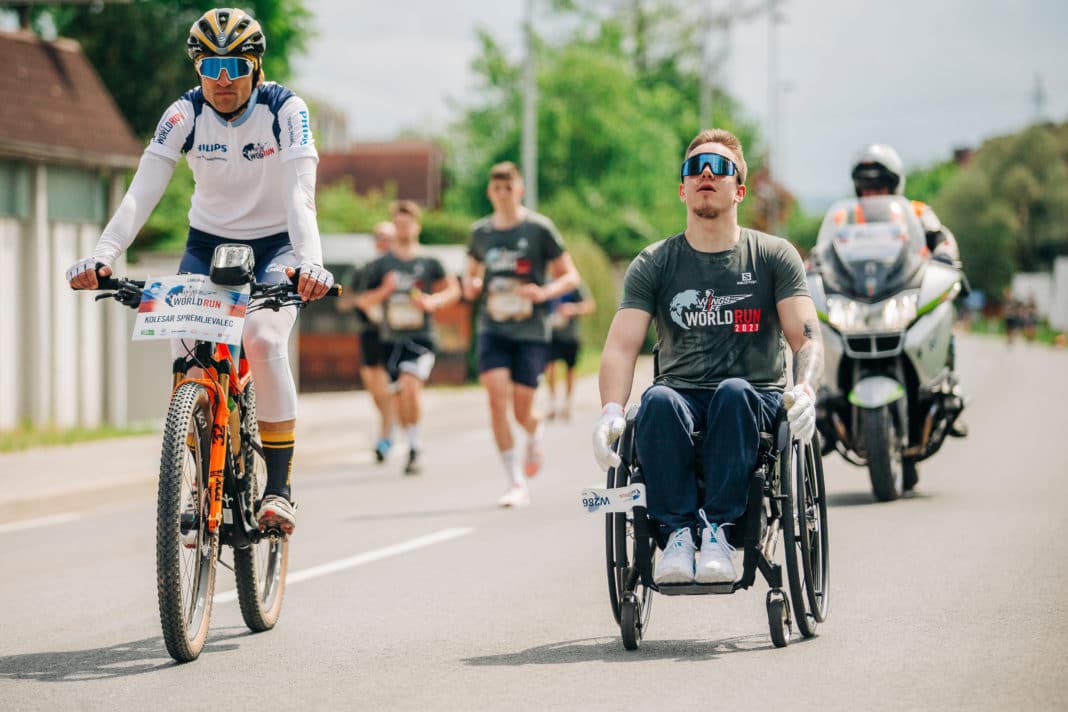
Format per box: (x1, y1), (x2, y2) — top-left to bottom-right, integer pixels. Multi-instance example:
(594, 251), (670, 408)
(601, 403), (829, 649)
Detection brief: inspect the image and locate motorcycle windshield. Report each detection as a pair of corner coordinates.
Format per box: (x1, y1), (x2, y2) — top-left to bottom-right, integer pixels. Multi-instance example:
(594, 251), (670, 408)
(814, 196), (926, 300)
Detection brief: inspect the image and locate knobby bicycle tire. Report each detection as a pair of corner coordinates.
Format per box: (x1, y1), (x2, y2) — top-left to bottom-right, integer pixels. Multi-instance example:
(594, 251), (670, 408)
(233, 381), (289, 631)
(157, 382), (219, 662)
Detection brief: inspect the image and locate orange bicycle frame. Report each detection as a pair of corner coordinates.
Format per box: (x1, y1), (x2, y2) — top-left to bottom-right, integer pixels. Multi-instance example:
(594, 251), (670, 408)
(174, 343), (253, 533)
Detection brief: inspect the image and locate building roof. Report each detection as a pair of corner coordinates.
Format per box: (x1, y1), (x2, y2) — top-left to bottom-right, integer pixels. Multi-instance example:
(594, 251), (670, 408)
(0, 31), (142, 169)
(319, 141), (445, 208)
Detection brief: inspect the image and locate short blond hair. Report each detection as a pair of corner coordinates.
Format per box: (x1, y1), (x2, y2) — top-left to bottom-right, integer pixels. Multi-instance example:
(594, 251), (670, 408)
(686, 128), (747, 186)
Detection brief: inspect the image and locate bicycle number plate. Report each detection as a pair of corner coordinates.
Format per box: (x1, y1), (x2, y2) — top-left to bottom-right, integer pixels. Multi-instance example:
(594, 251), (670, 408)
(132, 274), (250, 342)
(580, 484), (646, 514)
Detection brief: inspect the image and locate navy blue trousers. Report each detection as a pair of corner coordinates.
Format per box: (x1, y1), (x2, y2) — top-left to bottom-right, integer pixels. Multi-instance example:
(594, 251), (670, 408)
(634, 378), (782, 544)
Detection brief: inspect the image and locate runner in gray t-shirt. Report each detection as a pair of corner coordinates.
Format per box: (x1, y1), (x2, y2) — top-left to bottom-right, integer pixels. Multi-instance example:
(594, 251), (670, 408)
(357, 201), (459, 476)
(593, 129), (824, 587)
(463, 161), (580, 508)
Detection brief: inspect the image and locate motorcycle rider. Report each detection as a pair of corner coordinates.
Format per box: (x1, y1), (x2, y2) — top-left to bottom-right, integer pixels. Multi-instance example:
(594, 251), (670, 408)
(849, 144), (967, 439)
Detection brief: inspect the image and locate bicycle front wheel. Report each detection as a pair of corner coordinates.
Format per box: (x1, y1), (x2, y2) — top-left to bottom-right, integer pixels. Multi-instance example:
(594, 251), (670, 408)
(233, 382), (288, 631)
(157, 382), (219, 662)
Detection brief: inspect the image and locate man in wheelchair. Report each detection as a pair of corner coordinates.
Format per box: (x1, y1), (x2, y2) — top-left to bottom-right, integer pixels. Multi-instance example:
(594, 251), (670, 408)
(593, 128), (823, 586)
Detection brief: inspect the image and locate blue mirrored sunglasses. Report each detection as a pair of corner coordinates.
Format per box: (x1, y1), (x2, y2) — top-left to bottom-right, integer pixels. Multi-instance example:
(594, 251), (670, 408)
(681, 152), (738, 180)
(197, 56), (255, 80)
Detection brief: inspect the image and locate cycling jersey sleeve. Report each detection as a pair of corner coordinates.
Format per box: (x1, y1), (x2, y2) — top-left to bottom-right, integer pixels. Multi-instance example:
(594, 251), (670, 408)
(91, 151), (177, 266)
(282, 155), (323, 264)
(277, 96), (318, 163)
(145, 98), (195, 162)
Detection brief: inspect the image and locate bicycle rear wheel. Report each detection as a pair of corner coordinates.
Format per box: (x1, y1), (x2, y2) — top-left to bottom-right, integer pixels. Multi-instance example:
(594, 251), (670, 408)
(233, 382), (288, 631)
(157, 382), (218, 662)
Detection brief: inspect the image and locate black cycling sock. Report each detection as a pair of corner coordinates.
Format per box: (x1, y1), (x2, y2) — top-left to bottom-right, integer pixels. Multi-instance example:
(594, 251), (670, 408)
(261, 429), (294, 500)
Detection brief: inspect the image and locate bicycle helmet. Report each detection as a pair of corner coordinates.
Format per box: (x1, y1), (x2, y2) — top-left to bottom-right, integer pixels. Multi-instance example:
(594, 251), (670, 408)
(851, 143), (905, 196)
(187, 8), (266, 60)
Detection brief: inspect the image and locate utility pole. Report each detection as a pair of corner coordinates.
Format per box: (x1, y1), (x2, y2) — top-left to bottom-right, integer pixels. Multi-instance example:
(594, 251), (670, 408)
(521, 0), (538, 210)
(699, 1), (764, 130)
(765, 0), (784, 235)
(1031, 72), (1047, 123)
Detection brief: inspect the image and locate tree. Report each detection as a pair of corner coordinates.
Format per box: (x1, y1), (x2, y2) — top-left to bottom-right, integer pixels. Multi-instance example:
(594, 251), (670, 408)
(39, 1), (313, 138)
(932, 122), (1068, 298)
(443, 5), (764, 260)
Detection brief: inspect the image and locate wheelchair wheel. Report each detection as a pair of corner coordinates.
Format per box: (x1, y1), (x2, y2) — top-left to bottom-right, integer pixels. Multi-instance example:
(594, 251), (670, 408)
(766, 590), (792, 648)
(780, 438), (829, 638)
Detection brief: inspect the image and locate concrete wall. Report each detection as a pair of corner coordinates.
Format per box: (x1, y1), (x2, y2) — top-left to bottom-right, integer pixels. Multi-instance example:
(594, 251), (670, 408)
(1051, 257), (1068, 332)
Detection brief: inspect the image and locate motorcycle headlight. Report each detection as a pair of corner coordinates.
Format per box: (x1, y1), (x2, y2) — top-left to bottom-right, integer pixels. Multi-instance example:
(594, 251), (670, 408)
(825, 292), (919, 334)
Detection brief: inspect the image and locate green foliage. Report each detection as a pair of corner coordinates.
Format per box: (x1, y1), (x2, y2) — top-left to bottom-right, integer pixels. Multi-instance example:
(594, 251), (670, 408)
(443, 4), (764, 261)
(932, 122), (1068, 297)
(0, 420), (154, 453)
(906, 159), (959, 206)
(315, 180), (395, 234)
(783, 202), (823, 256)
(43, 1), (313, 139)
(563, 233), (618, 348)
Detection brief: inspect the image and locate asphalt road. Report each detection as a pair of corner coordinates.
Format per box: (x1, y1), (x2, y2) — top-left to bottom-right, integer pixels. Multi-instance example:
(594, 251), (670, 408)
(1, 333), (1066, 711)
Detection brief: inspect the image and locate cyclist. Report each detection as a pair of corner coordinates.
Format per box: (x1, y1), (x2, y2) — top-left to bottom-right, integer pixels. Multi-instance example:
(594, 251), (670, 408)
(593, 128), (822, 584)
(339, 221), (399, 462)
(356, 201), (460, 475)
(65, 7), (333, 535)
(464, 162), (580, 507)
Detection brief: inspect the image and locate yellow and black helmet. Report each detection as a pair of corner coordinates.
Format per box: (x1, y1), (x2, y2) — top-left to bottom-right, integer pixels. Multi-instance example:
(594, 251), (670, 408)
(187, 8), (266, 60)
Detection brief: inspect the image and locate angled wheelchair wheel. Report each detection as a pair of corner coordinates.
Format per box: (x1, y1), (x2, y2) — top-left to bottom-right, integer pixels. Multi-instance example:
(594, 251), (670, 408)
(780, 437), (829, 638)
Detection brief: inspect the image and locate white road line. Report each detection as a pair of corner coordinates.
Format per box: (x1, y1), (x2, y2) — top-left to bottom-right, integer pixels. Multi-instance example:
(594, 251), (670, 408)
(214, 526), (474, 604)
(0, 512), (82, 533)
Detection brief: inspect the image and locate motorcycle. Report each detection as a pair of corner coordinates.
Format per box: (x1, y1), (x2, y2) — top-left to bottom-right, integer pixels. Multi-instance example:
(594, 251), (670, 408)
(807, 195), (965, 501)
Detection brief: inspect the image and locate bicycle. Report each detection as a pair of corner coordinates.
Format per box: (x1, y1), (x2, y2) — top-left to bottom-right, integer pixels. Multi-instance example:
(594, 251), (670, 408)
(85, 245), (340, 662)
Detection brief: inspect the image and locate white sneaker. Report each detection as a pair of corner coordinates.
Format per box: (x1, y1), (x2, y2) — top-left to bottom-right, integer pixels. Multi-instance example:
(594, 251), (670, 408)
(497, 483), (530, 508)
(653, 528), (696, 584)
(696, 511), (737, 584)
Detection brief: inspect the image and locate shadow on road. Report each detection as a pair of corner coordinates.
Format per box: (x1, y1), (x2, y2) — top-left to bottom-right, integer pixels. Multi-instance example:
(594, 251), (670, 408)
(346, 504), (500, 523)
(826, 489), (936, 508)
(462, 634), (788, 665)
(0, 628), (251, 681)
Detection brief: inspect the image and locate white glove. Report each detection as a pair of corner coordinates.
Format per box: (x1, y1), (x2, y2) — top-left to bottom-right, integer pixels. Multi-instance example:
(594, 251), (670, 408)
(66, 257), (110, 289)
(783, 384), (816, 443)
(295, 262), (335, 301)
(593, 402), (626, 471)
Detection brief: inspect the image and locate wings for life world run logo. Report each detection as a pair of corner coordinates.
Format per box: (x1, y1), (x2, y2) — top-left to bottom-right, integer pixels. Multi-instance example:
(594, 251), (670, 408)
(154, 111), (184, 144)
(669, 289), (761, 333)
(243, 142), (277, 161)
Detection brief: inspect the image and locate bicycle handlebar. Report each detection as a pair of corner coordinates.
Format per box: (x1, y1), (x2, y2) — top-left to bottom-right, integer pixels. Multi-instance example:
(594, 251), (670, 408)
(83, 266), (341, 304)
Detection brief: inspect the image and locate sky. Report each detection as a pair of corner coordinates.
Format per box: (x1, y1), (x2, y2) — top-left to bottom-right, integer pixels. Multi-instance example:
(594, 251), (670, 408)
(293, 0), (1068, 209)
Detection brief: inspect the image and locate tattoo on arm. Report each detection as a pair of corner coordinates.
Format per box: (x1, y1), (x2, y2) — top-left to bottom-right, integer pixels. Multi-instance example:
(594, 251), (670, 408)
(793, 318), (824, 390)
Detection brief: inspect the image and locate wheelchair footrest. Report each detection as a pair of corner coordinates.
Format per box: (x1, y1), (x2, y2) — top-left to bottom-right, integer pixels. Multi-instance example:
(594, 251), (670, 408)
(655, 581), (736, 596)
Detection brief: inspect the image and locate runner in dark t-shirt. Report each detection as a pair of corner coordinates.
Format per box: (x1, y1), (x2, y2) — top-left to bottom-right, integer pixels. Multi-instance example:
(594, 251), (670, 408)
(594, 129), (824, 587)
(463, 161), (580, 508)
(358, 202), (459, 475)
(544, 283), (595, 421)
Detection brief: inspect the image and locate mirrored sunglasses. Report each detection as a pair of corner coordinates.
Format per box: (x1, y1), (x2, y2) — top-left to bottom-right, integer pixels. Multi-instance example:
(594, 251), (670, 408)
(197, 56), (255, 80)
(681, 152), (738, 180)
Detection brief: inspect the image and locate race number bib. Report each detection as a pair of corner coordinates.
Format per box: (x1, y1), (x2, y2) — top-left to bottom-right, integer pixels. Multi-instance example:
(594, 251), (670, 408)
(486, 277), (533, 321)
(387, 292), (425, 330)
(365, 303), (384, 325)
(133, 274), (249, 343)
(549, 309), (570, 330)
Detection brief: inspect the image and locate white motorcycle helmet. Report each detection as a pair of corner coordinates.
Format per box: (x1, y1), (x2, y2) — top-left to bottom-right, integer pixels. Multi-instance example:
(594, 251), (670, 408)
(852, 144), (905, 196)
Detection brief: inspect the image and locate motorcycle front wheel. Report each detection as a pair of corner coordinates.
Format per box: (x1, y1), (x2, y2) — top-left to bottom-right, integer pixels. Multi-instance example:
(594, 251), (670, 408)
(862, 405), (904, 502)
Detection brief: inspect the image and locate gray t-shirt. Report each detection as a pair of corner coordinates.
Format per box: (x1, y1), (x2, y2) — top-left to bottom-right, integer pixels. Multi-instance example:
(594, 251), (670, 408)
(468, 211), (566, 343)
(549, 283), (592, 344)
(620, 228), (809, 391)
(362, 253), (447, 344)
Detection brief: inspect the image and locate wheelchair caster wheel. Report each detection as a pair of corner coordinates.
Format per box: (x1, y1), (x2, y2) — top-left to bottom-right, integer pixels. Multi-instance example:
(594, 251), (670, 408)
(620, 594), (642, 651)
(767, 590), (792, 648)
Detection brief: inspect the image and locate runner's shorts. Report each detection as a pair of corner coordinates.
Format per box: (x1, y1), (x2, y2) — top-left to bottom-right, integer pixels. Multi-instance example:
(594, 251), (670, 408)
(385, 337), (437, 383)
(477, 332), (550, 389)
(549, 337), (579, 368)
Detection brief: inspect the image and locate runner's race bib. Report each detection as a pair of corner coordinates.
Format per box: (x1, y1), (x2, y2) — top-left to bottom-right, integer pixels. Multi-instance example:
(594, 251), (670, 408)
(387, 291), (425, 330)
(132, 274), (249, 343)
(549, 309), (570, 330)
(486, 277), (533, 321)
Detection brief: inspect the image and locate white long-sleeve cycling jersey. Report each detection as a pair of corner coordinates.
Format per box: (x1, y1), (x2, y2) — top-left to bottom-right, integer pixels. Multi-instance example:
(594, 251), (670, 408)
(92, 82), (323, 266)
